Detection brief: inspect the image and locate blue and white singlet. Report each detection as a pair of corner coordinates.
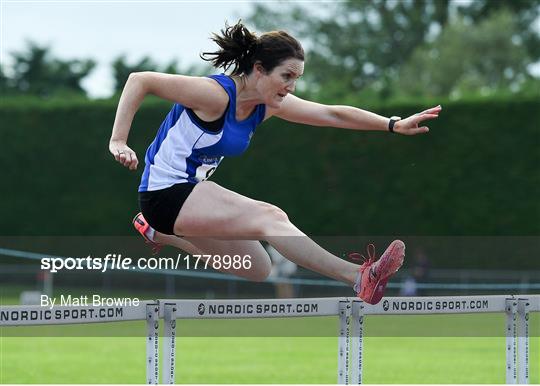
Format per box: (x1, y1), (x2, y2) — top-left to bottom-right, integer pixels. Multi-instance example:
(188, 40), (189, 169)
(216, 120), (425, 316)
(138, 74), (266, 192)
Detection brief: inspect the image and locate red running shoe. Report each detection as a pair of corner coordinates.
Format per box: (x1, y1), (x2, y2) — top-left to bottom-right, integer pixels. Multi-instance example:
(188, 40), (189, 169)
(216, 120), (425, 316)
(352, 240), (405, 305)
(132, 212), (162, 255)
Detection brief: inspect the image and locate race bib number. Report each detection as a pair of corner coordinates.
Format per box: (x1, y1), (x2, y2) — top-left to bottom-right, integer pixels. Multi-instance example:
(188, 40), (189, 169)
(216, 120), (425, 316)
(195, 164), (217, 182)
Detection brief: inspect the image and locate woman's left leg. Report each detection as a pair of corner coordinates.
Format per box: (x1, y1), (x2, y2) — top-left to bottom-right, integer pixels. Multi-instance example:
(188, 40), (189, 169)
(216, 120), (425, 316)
(153, 233), (272, 281)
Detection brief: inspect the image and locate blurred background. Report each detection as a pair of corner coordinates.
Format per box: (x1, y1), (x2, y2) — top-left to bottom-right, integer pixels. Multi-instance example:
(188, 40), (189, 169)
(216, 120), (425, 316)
(1, 0), (539, 302)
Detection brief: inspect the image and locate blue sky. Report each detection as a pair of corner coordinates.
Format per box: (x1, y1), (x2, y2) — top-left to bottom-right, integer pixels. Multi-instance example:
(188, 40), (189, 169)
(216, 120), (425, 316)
(1, 0), (260, 97)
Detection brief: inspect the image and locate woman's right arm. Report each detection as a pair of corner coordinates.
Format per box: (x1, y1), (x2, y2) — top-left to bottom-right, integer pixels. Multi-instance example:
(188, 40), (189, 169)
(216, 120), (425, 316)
(109, 72), (228, 170)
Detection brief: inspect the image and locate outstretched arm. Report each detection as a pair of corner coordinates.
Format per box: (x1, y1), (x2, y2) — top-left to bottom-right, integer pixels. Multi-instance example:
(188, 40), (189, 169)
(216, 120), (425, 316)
(271, 94), (441, 135)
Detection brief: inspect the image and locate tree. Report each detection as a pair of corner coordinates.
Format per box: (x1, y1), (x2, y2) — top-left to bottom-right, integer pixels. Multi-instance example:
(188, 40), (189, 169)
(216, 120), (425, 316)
(457, 0), (540, 61)
(248, 0), (451, 100)
(111, 55), (159, 94)
(111, 56), (213, 94)
(0, 64), (11, 95)
(7, 41), (95, 97)
(397, 10), (534, 98)
(246, 0), (540, 101)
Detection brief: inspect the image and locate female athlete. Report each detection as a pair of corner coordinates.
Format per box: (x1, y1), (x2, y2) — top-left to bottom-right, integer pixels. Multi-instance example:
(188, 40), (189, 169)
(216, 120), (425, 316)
(109, 21), (441, 304)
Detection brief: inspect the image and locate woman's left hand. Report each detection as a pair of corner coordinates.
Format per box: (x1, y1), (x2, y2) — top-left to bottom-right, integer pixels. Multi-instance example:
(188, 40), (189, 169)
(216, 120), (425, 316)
(393, 105), (442, 135)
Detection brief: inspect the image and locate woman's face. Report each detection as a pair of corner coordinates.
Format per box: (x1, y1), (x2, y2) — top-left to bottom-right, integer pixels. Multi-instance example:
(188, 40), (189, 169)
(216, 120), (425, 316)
(256, 58), (304, 108)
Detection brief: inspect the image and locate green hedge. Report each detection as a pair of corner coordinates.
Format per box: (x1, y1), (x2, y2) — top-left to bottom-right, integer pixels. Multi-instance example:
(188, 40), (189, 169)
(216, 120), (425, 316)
(1, 96), (538, 238)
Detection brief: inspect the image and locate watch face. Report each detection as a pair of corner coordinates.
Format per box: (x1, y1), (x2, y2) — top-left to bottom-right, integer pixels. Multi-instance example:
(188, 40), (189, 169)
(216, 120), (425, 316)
(390, 116), (401, 120)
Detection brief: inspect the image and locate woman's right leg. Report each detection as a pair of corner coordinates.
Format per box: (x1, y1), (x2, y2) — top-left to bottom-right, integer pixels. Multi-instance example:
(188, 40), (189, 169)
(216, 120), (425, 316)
(172, 181), (362, 286)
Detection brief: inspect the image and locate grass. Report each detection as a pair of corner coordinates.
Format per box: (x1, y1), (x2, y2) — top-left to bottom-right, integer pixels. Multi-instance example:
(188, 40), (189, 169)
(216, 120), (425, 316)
(1, 334), (538, 383)
(1, 315), (538, 383)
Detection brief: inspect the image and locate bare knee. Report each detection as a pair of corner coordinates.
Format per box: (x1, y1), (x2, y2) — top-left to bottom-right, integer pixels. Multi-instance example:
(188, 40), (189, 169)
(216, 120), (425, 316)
(249, 261), (272, 282)
(254, 203), (294, 238)
(262, 203), (290, 222)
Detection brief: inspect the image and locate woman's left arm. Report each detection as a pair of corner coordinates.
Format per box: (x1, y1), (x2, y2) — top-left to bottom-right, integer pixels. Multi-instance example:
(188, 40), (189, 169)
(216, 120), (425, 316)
(272, 94), (441, 135)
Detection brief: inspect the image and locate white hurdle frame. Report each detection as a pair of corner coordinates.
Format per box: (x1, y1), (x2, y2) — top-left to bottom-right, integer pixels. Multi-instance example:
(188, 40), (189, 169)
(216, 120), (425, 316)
(337, 300), (352, 384)
(157, 297), (348, 384)
(1, 295), (537, 384)
(146, 303), (160, 384)
(351, 295), (538, 385)
(0, 300), (159, 383)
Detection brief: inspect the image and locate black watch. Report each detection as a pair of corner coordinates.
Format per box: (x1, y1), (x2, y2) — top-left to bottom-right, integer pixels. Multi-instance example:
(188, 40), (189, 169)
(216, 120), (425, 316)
(388, 116), (401, 133)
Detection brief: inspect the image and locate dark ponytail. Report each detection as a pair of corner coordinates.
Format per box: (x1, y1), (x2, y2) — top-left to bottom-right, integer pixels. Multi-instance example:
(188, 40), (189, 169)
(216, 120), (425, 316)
(201, 20), (304, 76)
(200, 21), (257, 76)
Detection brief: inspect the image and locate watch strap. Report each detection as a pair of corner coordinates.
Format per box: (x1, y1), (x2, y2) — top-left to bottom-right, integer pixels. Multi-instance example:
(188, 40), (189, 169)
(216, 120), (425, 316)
(388, 116), (401, 133)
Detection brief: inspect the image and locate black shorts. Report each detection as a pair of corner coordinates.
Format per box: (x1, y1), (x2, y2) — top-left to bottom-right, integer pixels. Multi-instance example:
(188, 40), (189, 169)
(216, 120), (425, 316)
(138, 183), (196, 235)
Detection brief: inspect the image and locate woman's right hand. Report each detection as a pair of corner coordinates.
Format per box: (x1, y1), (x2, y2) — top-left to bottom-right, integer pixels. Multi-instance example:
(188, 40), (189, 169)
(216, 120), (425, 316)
(109, 140), (139, 170)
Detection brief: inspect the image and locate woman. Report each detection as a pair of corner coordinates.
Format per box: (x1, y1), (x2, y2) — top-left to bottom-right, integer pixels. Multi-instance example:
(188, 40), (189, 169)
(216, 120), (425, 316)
(109, 21), (441, 305)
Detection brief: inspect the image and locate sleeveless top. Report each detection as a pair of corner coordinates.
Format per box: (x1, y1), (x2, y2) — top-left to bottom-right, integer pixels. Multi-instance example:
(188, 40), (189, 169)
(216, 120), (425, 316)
(138, 74), (266, 192)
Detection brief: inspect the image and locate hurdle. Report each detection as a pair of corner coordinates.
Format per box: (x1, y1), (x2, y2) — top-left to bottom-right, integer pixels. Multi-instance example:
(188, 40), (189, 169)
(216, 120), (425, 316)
(355, 295), (538, 385)
(1, 295), (538, 384)
(156, 295), (538, 385)
(0, 300), (161, 383)
(155, 297), (352, 384)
